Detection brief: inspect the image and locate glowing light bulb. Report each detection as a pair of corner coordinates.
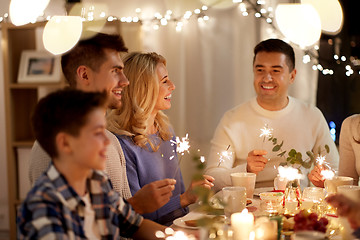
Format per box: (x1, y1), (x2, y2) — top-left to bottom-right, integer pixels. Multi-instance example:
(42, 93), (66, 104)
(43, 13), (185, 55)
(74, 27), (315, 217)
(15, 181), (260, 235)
(9, 0), (50, 26)
(43, 16), (82, 55)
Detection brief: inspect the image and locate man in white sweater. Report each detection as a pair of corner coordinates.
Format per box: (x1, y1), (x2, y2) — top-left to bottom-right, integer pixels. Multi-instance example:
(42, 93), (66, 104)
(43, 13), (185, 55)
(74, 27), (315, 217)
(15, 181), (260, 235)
(29, 32), (176, 215)
(205, 39), (339, 191)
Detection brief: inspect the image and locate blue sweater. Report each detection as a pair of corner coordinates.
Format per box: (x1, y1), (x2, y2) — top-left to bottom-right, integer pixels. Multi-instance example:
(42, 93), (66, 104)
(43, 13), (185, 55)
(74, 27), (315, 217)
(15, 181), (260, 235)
(115, 133), (188, 226)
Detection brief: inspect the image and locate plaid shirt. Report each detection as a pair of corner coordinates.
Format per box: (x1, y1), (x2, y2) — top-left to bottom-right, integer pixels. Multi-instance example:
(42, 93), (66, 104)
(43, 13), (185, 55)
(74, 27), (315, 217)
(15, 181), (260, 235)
(17, 164), (143, 239)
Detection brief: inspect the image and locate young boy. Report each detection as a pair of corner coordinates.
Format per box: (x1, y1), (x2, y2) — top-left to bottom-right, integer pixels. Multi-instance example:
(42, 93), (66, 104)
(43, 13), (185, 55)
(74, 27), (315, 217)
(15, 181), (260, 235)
(17, 89), (165, 239)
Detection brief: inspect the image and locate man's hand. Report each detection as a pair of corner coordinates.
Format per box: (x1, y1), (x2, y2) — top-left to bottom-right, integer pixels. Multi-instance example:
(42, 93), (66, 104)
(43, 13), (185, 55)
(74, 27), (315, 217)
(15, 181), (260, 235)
(246, 150), (268, 174)
(180, 175), (215, 208)
(308, 165), (325, 187)
(128, 179), (176, 214)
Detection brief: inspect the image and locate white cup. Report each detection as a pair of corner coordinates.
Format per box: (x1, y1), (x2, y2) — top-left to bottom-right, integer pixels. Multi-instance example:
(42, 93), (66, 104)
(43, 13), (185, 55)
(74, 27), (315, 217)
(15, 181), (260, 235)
(324, 176), (353, 194)
(222, 186), (247, 218)
(337, 185), (360, 201)
(274, 175), (288, 191)
(230, 172), (256, 199)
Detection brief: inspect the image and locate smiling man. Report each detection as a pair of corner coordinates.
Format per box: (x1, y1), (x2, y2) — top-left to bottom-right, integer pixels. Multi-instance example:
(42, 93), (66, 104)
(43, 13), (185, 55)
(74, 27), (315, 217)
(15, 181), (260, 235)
(29, 32), (176, 216)
(205, 38), (339, 190)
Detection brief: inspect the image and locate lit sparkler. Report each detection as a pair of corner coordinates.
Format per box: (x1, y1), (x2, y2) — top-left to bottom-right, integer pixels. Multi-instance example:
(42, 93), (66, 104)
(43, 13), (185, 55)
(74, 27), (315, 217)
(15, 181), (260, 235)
(259, 124), (273, 142)
(315, 155), (335, 179)
(278, 166), (303, 181)
(172, 134), (191, 178)
(321, 169), (335, 180)
(217, 145), (232, 167)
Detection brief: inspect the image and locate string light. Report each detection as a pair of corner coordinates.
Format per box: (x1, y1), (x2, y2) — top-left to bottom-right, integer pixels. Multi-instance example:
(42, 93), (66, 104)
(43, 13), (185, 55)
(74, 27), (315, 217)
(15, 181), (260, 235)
(2, 0), (358, 77)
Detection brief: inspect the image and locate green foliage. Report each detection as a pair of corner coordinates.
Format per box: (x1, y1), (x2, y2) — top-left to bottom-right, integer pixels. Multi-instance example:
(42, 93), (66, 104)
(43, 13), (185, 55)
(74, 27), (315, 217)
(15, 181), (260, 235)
(267, 136), (330, 170)
(190, 154), (225, 227)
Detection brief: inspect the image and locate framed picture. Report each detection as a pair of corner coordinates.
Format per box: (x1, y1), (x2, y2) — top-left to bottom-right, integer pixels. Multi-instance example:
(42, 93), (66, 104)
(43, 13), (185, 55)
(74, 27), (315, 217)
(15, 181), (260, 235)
(17, 50), (61, 83)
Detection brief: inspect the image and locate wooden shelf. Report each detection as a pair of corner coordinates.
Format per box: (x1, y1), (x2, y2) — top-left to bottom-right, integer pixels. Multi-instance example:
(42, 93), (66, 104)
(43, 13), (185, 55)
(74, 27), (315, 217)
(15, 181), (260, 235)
(12, 141), (34, 148)
(10, 82), (64, 89)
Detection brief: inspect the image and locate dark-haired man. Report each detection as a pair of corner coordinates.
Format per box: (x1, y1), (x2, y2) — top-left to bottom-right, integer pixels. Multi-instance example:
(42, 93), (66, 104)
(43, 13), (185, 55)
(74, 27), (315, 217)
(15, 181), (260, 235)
(205, 38), (338, 190)
(29, 32), (175, 214)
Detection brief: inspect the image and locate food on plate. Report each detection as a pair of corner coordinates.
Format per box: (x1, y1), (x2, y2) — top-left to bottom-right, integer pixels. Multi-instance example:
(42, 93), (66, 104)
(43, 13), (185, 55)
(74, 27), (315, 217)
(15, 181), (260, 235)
(247, 199), (252, 205)
(283, 216), (295, 231)
(184, 215), (225, 227)
(184, 219), (197, 227)
(294, 210), (329, 233)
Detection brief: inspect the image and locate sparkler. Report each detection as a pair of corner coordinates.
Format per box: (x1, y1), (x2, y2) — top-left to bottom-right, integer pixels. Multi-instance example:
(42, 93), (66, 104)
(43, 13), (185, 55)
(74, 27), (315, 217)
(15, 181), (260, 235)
(259, 124), (273, 142)
(278, 166), (303, 181)
(315, 155), (335, 180)
(171, 134), (190, 178)
(217, 145), (232, 167)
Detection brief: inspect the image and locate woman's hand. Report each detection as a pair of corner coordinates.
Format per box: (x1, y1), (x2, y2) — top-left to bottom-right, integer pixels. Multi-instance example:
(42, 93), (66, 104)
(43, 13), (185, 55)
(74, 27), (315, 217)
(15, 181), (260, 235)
(180, 175), (215, 208)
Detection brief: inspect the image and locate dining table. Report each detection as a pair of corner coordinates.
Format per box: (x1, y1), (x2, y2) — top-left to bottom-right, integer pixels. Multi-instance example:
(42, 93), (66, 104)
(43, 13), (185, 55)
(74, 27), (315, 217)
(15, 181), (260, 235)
(170, 187), (345, 240)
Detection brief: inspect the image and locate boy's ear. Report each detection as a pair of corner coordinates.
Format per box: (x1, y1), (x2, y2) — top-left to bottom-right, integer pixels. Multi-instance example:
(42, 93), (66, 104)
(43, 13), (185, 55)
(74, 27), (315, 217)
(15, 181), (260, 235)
(76, 65), (91, 87)
(55, 132), (73, 155)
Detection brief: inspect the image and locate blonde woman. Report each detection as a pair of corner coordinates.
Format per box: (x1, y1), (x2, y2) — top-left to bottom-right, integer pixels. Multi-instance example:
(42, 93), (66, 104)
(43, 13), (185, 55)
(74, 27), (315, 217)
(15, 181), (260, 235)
(107, 52), (214, 226)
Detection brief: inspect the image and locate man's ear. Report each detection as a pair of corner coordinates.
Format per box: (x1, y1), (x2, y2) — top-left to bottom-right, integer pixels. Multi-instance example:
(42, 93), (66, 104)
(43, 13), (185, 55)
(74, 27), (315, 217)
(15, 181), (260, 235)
(76, 65), (91, 87)
(289, 69), (297, 84)
(55, 132), (73, 155)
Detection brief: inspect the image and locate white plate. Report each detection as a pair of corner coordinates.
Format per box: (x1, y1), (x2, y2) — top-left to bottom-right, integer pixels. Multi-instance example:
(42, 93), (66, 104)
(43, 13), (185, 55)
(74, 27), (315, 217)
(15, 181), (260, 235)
(173, 212), (205, 229)
(253, 187), (274, 196)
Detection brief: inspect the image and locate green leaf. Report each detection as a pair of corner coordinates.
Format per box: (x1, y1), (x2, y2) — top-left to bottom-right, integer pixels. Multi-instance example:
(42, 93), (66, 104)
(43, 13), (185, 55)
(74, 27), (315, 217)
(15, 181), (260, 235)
(278, 141), (284, 148)
(325, 144), (330, 153)
(272, 145), (281, 152)
(288, 149), (297, 157)
(272, 138), (277, 144)
(268, 137), (273, 141)
(278, 151), (287, 157)
(302, 161), (312, 169)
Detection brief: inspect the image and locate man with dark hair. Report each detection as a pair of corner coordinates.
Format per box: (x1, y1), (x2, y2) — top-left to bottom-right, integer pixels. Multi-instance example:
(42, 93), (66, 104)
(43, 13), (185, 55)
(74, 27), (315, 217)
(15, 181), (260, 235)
(18, 89), (166, 239)
(29, 32), (176, 215)
(205, 38), (338, 190)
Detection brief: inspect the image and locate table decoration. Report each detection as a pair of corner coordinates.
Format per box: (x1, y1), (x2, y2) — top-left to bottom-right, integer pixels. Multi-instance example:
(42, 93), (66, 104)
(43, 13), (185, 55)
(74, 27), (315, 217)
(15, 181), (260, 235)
(231, 209), (254, 240)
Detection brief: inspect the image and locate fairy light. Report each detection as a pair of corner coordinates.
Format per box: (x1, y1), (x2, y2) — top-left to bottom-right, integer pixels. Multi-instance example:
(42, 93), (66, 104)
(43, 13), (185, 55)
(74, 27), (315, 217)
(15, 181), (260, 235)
(202, 5), (208, 11)
(200, 156), (206, 163)
(303, 54), (311, 63)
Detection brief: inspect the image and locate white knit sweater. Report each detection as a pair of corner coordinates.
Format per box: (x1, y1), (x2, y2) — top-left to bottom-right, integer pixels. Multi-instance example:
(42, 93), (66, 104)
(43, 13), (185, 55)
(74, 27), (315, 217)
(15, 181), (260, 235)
(205, 97), (339, 191)
(339, 114), (360, 185)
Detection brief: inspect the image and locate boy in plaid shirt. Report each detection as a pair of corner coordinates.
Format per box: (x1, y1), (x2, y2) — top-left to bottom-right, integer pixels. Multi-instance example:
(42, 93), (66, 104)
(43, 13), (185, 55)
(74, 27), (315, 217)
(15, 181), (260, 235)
(17, 89), (166, 239)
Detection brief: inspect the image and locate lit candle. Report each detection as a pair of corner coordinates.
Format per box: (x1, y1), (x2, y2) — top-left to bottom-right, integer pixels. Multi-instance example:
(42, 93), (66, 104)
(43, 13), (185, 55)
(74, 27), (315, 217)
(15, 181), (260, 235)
(231, 209), (254, 240)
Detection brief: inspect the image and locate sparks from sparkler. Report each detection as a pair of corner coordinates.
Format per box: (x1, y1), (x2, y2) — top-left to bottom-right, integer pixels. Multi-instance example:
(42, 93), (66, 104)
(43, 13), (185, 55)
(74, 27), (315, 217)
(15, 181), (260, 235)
(321, 169), (335, 180)
(259, 124), (273, 142)
(171, 134), (190, 178)
(278, 165), (303, 181)
(217, 145), (232, 167)
(315, 155), (335, 179)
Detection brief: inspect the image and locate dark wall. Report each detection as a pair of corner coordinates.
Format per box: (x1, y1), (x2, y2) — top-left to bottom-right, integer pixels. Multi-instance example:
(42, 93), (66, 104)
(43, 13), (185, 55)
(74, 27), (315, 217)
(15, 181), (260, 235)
(316, 0), (360, 144)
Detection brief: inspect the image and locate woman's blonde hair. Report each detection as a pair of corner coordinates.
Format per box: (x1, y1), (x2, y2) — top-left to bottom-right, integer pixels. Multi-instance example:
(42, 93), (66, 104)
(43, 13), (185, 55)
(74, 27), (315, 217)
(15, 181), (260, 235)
(107, 52), (172, 151)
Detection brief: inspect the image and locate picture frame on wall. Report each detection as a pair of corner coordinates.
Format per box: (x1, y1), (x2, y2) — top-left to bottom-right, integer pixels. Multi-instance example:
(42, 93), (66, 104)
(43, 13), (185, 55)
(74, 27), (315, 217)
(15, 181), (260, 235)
(17, 50), (61, 83)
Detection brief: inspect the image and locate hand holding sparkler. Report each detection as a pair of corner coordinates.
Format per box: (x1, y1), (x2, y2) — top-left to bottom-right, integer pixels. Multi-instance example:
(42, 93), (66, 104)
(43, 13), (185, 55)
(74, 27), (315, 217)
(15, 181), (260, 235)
(246, 149), (269, 174)
(308, 154), (335, 188)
